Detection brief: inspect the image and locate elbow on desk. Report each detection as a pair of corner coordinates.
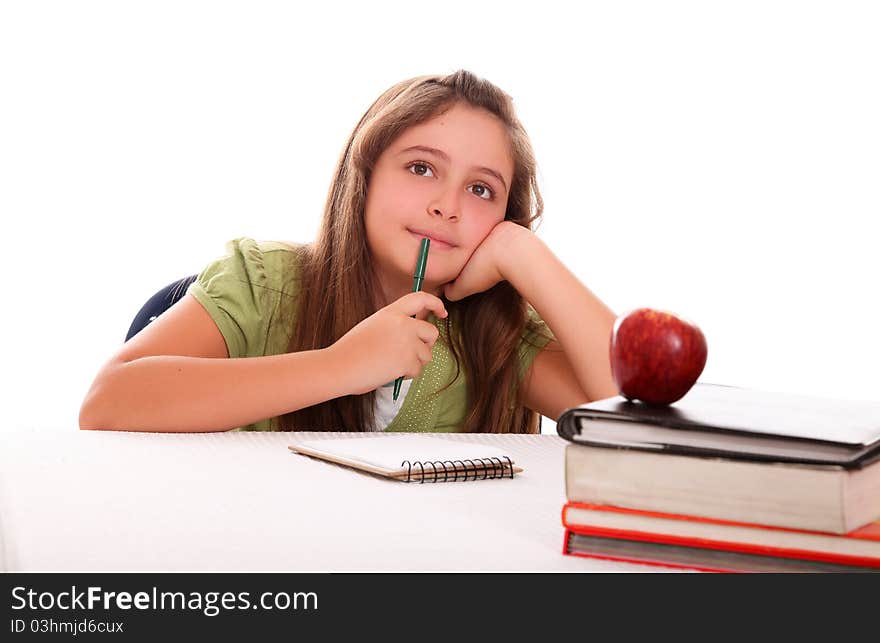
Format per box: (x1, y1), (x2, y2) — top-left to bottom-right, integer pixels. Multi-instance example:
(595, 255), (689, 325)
(79, 388), (140, 432)
(78, 371), (120, 431)
(79, 410), (107, 431)
(77, 376), (241, 433)
(79, 389), (108, 431)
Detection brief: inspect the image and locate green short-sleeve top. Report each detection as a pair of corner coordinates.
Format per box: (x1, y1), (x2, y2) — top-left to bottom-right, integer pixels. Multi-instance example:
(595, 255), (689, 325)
(187, 237), (556, 432)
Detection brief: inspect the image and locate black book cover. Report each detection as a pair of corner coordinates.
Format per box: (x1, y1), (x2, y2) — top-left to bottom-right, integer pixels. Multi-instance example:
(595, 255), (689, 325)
(557, 383), (880, 468)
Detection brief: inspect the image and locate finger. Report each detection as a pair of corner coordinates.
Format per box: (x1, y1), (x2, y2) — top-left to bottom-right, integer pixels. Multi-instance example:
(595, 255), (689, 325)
(417, 344), (433, 365)
(406, 359), (424, 380)
(411, 319), (440, 346)
(396, 291), (448, 319)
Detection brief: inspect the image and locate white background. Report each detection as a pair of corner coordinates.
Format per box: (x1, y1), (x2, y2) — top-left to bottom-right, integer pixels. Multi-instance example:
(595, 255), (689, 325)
(1, 1), (877, 435)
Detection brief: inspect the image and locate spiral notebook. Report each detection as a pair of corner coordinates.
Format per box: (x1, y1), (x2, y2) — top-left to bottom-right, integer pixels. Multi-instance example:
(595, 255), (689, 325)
(288, 435), (522, 482)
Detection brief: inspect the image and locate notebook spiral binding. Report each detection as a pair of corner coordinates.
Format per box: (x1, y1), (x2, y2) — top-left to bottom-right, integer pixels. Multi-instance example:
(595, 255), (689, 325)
(399, 456), (515, 483)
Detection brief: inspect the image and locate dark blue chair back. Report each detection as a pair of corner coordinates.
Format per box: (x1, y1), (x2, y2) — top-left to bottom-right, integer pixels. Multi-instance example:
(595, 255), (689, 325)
(125, 275), (198, 341)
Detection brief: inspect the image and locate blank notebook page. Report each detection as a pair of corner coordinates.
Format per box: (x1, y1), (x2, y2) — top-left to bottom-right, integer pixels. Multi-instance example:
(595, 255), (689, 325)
(290, 435), (514, 472)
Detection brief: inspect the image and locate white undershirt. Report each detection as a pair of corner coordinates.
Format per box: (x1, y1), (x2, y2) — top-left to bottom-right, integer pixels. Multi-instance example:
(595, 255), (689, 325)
(371, 379), (413, 431)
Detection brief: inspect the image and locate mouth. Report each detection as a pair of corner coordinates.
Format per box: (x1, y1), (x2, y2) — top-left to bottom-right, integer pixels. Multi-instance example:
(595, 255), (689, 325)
(406, 228), (456, 250)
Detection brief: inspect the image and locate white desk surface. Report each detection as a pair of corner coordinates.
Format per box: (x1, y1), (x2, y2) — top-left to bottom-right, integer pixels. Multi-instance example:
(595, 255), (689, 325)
(0, 429), (670, 572)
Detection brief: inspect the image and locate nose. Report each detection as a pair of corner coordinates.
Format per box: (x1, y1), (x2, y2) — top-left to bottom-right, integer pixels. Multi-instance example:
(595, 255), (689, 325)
(426, 187), (461, 221)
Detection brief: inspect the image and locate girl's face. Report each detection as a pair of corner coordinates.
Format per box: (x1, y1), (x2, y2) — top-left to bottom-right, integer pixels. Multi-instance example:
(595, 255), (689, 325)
(364, 102), (514, 305)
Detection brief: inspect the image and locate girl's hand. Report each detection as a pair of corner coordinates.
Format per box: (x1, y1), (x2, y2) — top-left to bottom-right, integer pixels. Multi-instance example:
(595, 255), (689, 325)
(443, 221), (527, 301)
(326, 292), (449, 396)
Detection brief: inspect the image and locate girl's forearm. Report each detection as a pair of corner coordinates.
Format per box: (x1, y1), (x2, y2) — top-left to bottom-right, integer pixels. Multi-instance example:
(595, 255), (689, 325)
(79, 349), (352, 432)
(503, 232), (619, 402)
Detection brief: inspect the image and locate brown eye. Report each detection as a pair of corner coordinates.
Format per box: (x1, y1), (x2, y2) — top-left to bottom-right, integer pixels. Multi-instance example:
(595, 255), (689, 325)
(408, 162), (434, 177)
(469, 183), (494, 201)
(408, 161), (494, 201)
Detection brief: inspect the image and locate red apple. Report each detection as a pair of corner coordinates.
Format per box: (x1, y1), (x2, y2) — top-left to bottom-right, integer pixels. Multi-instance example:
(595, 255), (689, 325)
(609, 308), (708, 405)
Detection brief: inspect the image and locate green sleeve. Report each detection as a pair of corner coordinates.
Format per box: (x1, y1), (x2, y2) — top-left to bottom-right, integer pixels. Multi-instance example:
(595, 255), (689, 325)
(517, 305), (556, 381)
(186, 237), (272, 359)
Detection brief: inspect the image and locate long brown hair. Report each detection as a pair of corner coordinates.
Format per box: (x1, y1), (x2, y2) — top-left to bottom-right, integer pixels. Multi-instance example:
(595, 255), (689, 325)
(279, 69), (552, 433)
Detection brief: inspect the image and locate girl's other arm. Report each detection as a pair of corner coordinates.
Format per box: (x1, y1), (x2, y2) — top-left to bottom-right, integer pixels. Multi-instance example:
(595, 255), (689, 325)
(502, 229), (619, 406)
(78, 294), (351, 432)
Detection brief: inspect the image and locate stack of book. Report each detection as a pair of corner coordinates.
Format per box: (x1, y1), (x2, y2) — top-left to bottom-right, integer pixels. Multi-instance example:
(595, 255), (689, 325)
(556, 383), (880, 572)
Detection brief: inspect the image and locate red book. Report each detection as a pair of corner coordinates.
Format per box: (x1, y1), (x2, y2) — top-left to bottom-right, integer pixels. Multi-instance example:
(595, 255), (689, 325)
(561, 501), (880, 573)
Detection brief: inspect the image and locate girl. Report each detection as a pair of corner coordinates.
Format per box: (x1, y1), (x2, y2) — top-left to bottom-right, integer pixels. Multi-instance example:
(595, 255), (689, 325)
(79, 70), (619, 434)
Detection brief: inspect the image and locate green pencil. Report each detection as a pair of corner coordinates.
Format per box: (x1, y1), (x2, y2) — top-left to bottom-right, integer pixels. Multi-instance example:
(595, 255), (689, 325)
(393, 237), (431, 402)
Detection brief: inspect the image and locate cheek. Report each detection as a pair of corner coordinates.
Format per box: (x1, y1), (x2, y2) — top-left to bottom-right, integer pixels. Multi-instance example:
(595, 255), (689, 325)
(364, 182), (404, 237)
(370, 173), (422, 215)
(460, 212), (504, 247)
